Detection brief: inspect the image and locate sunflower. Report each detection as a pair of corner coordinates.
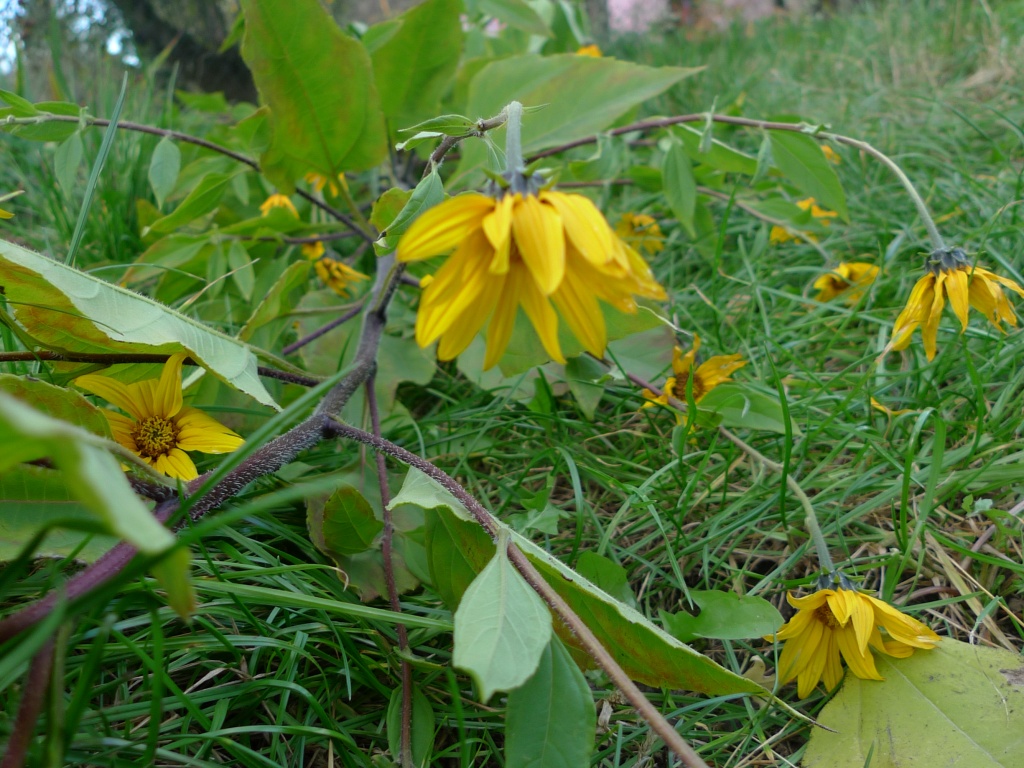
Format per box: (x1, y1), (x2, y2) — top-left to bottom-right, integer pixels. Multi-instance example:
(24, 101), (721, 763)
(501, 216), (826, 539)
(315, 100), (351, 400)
(260, 193), (297, 217)
(396, 189), (666, 369)
(75, 354), (244, 481)
(769, 197), (838, 245)
(886, 247), (1024, 360)
(766, 586), (940, 698)
(813, 261), (879, 304)
(642, 333), (745, 418)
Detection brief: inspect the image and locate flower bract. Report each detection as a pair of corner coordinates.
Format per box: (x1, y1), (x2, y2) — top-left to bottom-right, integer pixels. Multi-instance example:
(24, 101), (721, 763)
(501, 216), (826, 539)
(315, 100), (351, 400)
(770, 197), (838, 244)
(642, 333), (745, 419)
(813, 261), (879, 304)
(886, 247), (1024, 360)
(396, 190), (666, 369)
(76, 354), (244, 481)
(767, 586), (940, 698)
(260, 193), (298, 217)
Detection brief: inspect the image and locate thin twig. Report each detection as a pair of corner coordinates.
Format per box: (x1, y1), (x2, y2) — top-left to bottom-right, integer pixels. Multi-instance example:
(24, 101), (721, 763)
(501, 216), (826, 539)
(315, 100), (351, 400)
(281, 302), (364, 356)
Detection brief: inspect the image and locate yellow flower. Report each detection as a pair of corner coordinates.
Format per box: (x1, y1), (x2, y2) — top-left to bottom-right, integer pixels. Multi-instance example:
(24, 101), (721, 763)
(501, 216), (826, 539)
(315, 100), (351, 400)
(821, 145), (841, 164)
(305, 172), (348, 197)
(886, 247), (1024, 360)
(301, 241), (326, 260)
(260, 193), (298, 217)
(769, 198), (838, 245)
(642, 333), (745, 418)
(576, 44), (602, 57)
(767, 587), (940, 699)
(813, 261), (879, 304)
(870, 397), (915, 417)
(314, 257), (369, 297)
(396, 190), (666, 369)
(75, 354), (244, 481)
(615, 213), (664, 255)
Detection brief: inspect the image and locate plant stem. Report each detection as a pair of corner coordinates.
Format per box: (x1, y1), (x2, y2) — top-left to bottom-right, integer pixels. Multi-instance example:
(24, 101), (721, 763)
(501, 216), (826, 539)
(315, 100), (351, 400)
(1, 635), (56, 768)
(281, 301), (365, 356)
(504, 101), (525, 174)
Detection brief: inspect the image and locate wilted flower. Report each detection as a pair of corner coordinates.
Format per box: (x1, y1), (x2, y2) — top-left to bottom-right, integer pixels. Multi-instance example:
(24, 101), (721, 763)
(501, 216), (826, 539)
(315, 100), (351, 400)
(886, 247), (1024, 360)
(76, 354), (244, 481)
(766, 584), (940, 698)
(396, 188), (666, 369)
(813, 261), (879, 304)
(260, 193), (298, 217)
(770, 198), (838, 244)
(642, 333), (745, 419)
(314, 257), (369, 297)
(615, 213), (665, 255)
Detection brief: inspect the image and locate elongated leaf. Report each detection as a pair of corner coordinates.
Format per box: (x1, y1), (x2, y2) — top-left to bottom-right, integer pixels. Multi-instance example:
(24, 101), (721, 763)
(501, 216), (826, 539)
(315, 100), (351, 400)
(663, 142), (697, 237)
(424, 508), (490, 609)
(374, 171), (445, 254)
(804, 639), (1024, 767)
(673, 125), (758, 175)
(769, 131), (848, 221)
(478, 0), (552, 36)
(368, 0), (463, 131)
(459, 56), (700, 181)
(506, 637), (595, 768)
(145, 171), (237, 235)
(240, 0), (387, 189)
(148, 136), (181, 209)
(453, 537), (553, 701)
(697, 383), (799, 435)
(0, 239), (278, 408)
(54, 132), (83, 198)
(0, 374), (109, 437)
(386, 683), (435, 768)
(659, 591), (782, 642)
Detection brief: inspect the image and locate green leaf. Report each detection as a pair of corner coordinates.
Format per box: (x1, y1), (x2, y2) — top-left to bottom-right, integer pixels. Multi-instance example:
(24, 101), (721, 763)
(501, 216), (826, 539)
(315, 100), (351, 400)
(506, 636), (595, 768)
(386, 683), (435, 768)
(574, 550), (635, 608)
(148, 136), (181, 210)
(54, 132), (83, 199)
(697, 383), (800, 436)
(453, 537), (553, 701)
(0, 374), (110, 437)
(564, 355), (606, 420)
(371, 187), (413, 233)
(308, 485), (384, 557)
(659, 591), (782, 642)
(804, 639), (1024, 767)
(399, 114), (477, 136)
(0, 88), (40, 116)
(478, 0), (552, 36)
(368, 0), (463, 131)
(240, 0), (388, 190)
(238, 260), (311, 343)
(663, 142), (697, 238)
(673, 125), (758, 175)
(459, 56), (701, 180)
(0, 239), (279, 409)
(374, 171), (445, 253)
(768, 130), (848, 221)
(225, 240), (255, 300)
(423, 508), (491, 609)
(145, 171), (237, 235)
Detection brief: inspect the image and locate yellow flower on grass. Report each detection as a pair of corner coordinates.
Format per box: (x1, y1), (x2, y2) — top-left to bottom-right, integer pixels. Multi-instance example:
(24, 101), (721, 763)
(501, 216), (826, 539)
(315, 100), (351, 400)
(870, 397), (915, 417)
(821, 145), (841, 164)
(260, 193), (298, 217)
(886, 247), (1024, 360)
(767, 586), (940, 698)
(642, 333), (745, 418)
(813, 261), (879, 304)
(615, 213), (665, 255)
(770, 198), (838, 245)
(396, 189), (666, 369)
(576, 44), (602, 57)
(76, 354), (244, 481)
(314, 257), (369, 297)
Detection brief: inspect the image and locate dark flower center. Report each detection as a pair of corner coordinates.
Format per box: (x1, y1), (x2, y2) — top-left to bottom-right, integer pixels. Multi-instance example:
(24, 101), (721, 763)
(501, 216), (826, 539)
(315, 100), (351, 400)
(132, 416), (179, 458)
(814, 603), (842, 629)
(672, 371), (706, 402)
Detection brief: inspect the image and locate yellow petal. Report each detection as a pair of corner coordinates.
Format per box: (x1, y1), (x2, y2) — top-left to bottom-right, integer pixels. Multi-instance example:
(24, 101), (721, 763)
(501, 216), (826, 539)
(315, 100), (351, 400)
(512, 193), (565, 296)
(484, 268), (522, 370)
(946, 268), (969, 330)
(540, 191), (614, 267)
(155, 354), (186, 419)
(436, 271), (505, 361)
(76, 372), (151, 421)
(104, 410), (138, 453)
(154, 448), (198, 481)
(836, 626), (883, 680)
(415, 232), (493, 345)
(174, 407), (244, 453)
(846, 592), (875, 653)
(820, 632), (844, 691)
(694, 354), (746, 395)
(787, 588), (832, 611)
(482, 194), (514, 275)
(517, 264), (565, 363)
(921, 272), (947, 360)
(396, 194), (494, 262)
(551, 266), (607, 357)
(889, 274), (934, 351)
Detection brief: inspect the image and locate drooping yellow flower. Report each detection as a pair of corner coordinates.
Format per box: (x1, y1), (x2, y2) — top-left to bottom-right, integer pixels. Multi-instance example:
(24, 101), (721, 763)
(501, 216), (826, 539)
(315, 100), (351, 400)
(885, 247), (1024, 360)
(260, 193), (298, 217)
(813, 261), (879, 304)
(642, 333), (745, 418)
(770, 198), (838, 245)
(305, 172), (348, 197)
(767, 587), (940, 698)
(821, 145), (841, 164)
(301, 241), (326, 260)
(615, 213), (664, 255)
(314, 257), (369, 297)
(396, 190), (666, 369)
(576, 44), (602, 57)
(75, 354), (244, 481)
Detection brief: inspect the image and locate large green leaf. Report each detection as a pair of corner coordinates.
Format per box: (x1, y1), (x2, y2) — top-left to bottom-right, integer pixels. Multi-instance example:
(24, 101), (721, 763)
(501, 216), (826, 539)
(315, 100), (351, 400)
(804, 639), (1024, 767)
(367, 0), (463, 132)
(0, 239), (278, 409)
(506, 637), (595, 768)
(386, 683), (435, 768)
(307, 485), (384, 557)
(697, 383), (800, 436)
(457, 55), (701, 182)
(659, 591), (782, 642)
(453, 536), (553, 701)
(240, 0), (388, 189)
(768, 131), (848, 221)
(391, 469), (774, 699)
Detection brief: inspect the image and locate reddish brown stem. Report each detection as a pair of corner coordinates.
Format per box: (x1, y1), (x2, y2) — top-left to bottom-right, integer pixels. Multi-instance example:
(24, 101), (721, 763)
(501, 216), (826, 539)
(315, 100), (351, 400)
(1, 636), (56, 768)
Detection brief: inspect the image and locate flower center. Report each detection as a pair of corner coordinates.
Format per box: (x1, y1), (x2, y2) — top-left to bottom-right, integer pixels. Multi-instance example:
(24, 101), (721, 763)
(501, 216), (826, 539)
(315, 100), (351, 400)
(672, 372), (706, 402)
(814, 603), (842, 629)
(132, 416), (179, 458)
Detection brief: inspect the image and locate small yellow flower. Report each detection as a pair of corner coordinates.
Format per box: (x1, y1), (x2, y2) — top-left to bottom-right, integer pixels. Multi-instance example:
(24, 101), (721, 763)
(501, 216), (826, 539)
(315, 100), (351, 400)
(396, 189), (666, 369)
(576, 44), (602, 57)
(301, 241), (326, 260)
(260, 193), (298, 217)
(615, 213), (664, 255)
(813, 261), (879, 304)
(885, 247), (1024, 360)
(642, 333), (745, 419)
(870, 397), (915, 417)
(75, 354), (244, 481)
(314, 257), (369, 297)
(821, 145), (841, 164)
(766, 586), (940, 698)
(305, 172), (348, 197)
(770, 198), (838, 245)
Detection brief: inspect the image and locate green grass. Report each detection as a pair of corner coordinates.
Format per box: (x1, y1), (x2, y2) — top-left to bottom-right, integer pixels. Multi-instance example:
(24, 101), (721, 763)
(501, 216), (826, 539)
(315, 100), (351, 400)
(4, 0), (1024, 765)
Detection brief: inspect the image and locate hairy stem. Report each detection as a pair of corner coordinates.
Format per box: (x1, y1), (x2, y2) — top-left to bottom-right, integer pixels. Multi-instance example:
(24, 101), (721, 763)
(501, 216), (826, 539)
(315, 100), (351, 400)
(1, 636), (56, 768)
